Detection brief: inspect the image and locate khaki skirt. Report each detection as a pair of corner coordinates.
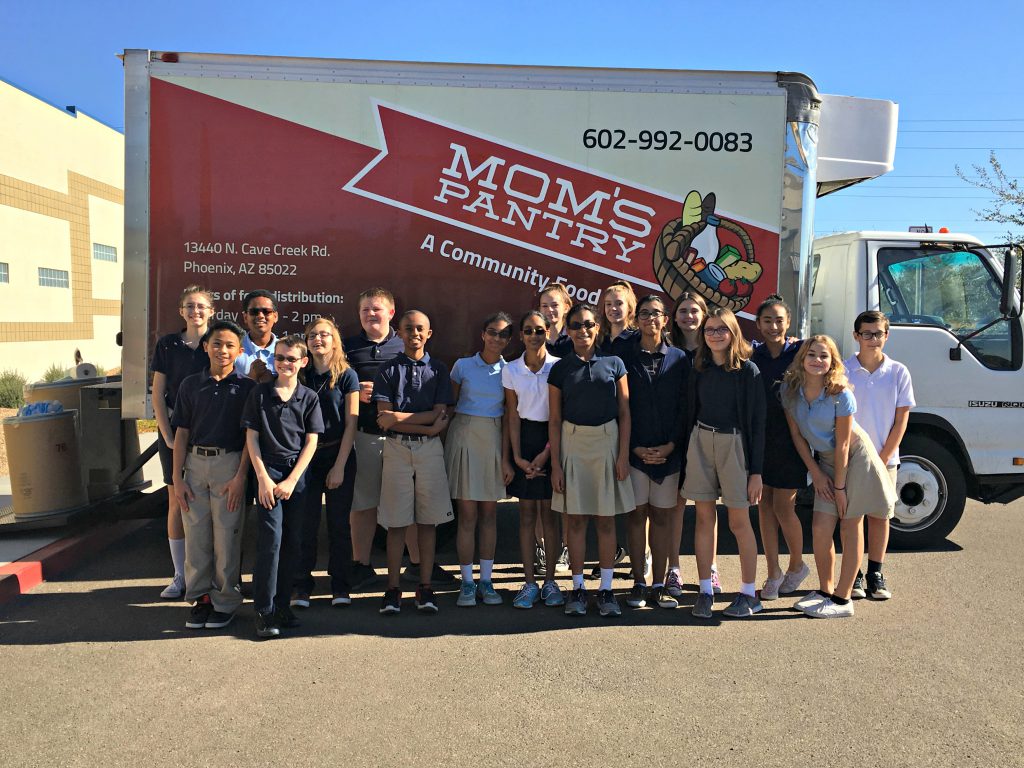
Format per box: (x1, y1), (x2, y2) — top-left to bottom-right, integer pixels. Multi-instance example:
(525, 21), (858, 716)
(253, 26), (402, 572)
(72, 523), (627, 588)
(552, 421), (635, 517)
(815, 425), (897, 519)
(444, 413), (504, 502)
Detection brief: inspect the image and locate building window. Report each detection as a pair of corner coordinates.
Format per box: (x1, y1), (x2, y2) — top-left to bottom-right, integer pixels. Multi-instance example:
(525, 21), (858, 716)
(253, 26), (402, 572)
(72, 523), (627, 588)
(93, 243), (117, 262)
(38, 267), (69, 288)
(0, 262), (8, 283)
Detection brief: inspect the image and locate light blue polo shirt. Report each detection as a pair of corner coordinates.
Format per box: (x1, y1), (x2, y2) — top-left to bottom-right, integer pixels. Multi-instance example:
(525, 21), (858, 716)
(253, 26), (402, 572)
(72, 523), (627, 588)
(234, 332), (278, 376)
(782, 383), (856, 453)
(450, 353), (506, 418)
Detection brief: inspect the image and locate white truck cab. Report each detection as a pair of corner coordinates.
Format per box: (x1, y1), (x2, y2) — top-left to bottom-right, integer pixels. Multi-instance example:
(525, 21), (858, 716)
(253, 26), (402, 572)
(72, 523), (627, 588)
(811, 231), (1024, 545)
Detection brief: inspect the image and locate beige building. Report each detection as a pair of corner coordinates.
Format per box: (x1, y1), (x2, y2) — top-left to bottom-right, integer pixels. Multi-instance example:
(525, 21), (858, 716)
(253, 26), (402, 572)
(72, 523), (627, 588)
(0, 79), (124, 382)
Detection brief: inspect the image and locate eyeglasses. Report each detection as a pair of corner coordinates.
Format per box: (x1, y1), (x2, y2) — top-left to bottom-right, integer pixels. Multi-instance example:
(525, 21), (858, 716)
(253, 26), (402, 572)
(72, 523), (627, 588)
(857, 331), (887, 340)
(567, 320), (598, 331)
(247, 307), (276, 317)
(703, 326), (731, 337)
(307, 331), (332, 340)
(273, 354), (303, 364)
(181, 303), (211, 312)
(521, 328), (547, 336)
(484, 328), (513, 339)
(637, 310), (666, 320)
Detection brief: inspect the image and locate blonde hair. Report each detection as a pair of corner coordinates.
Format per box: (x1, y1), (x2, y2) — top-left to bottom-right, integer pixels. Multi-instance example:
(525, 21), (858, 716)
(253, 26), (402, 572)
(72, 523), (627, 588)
(694, 307), (751, 372)
(598, 281), (638, 342)
(179, 284), (214, 309)
(302, 317), (349, 389)
(782, 334), (848, 405)
(539, 283), (573, 310)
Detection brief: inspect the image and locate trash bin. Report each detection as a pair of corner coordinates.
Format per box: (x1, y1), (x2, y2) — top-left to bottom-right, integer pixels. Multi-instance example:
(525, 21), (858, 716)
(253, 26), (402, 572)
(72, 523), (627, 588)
(23, 376), (107, 412)
(79, 382), (143, 500)
(2, 410), (88, 519)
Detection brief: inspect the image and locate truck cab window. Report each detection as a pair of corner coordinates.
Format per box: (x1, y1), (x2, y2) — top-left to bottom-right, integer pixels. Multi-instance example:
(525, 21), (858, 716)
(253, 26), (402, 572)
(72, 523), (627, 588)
(878, 247), (1021, 371)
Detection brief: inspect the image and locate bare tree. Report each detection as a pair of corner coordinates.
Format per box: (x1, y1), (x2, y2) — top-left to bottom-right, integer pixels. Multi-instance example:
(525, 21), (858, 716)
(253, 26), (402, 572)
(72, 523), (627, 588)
(956, 152), (1023, 242)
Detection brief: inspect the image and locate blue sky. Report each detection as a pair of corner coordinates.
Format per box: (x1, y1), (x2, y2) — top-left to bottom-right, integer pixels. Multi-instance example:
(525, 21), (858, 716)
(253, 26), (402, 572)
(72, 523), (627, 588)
(3, 0), (1021, 240)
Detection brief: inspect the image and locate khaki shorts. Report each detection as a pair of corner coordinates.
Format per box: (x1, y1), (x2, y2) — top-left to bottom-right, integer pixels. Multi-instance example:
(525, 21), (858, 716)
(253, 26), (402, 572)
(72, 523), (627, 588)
(629, 467), (681, 509)
(680, 425), (750, 509)
(378, 435), (454, 528)
(352, 430), (386, 512)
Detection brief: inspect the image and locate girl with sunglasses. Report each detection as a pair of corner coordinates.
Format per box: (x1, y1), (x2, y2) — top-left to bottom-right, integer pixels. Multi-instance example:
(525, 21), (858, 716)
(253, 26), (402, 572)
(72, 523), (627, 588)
(503, 311), (564, 609)
(549, 304), (635, 618)
(682, 308), (766, 619)
(446, 312), (515, 607)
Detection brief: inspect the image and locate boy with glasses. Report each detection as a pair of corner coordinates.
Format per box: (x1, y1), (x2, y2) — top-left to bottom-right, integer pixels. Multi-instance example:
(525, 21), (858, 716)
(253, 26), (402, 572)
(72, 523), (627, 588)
(236, 289), (279, 382)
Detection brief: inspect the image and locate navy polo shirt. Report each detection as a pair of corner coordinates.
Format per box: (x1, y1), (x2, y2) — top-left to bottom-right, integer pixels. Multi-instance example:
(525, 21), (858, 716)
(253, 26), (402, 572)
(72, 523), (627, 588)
(372, 352), (455, 414)
(546, 332), (574, 359)
(751, 339), (804, 419)
(548, 352), (626, 427)
(152, 332), (209, 409)
(599, 327), (640, 356)
(302, 366), (360, 442)
(171, 370), (256, 452)
(344, 329), (406, 434)
(241, 381), (325, 464)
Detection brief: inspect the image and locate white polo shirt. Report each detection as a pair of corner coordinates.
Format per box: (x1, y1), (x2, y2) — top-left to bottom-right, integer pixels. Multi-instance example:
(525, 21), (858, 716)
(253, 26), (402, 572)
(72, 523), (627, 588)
(501, 354), (560, 422)
(844, 353), (915, 466)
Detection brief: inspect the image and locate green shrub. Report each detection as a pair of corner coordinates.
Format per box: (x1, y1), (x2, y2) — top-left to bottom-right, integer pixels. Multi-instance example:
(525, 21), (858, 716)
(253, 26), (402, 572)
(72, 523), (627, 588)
(0, 369), (27, 408)
(41, 363), (72, 382)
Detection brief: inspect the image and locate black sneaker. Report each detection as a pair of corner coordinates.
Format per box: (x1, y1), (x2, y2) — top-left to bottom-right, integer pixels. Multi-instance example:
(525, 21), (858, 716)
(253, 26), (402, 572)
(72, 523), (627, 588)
(185, 595), (213, 629)
(650, 586), (679, 609)
(255, 611), (280, 638)
(331, 593), (352, 607)
(535, 544), (547, 572)
(430, 563), (457, 585)
(380, 587), (401, 614)
(415, 585), (439, 613)
(275, 604), (301, 629)
(867, 571), (891, 600)
(204, 610), (235, 629)
(350, 562), (380, 592)
(851, 571), (867, 599)
(625, 582), (648, 608)
(400, 564), (420, 584)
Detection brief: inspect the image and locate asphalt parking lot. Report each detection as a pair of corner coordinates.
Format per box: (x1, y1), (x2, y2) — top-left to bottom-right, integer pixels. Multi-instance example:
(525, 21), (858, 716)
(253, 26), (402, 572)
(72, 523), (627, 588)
(1, 498), (1022, 768)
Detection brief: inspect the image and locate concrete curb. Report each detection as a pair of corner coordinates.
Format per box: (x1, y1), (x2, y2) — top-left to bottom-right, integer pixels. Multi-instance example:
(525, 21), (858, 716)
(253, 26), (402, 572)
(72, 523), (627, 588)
(0, 518), (151, 605)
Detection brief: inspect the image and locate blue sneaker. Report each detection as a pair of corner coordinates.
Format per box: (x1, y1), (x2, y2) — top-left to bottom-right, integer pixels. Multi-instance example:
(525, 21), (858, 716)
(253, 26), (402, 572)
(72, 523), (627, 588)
(456, 581), (477, 607)
(512, 582), (541, 609)
(541, 580), (565, 607)
(478, 580), (503, 605)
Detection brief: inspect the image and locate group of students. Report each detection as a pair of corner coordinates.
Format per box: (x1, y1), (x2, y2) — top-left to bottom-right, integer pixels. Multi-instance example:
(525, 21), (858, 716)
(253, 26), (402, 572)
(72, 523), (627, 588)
(152, 279), (914, 637)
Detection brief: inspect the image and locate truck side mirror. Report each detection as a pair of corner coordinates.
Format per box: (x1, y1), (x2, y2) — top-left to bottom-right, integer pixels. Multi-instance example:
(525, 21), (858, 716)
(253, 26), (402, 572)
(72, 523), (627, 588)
(1001, 245), (1022, 318)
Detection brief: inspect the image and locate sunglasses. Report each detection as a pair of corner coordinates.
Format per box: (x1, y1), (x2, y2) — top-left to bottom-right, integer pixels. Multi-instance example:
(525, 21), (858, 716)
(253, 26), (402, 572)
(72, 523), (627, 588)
(703, 326), (731, 337)
(857, 331), (887, 340)
(247, 307), (276, 317)
(637, 310), (666, 320)
(567, 320), (598, 331)
(484, 328), (513, 339)
(273, 354), (303, 364)
(521, 328), (547, 336)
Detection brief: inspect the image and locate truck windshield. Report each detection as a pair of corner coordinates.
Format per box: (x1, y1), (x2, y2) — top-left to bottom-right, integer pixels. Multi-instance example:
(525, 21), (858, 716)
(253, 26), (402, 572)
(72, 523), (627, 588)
(878, 246), (1021, 370)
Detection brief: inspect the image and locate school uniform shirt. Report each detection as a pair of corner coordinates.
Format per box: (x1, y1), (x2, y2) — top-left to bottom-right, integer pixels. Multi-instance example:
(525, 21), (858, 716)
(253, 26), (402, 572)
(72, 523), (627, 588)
(548, 351), (626, 427)
(234, 332), (278, 376)
(372, 352), (455, 415)
(450, 353), (506, 418)
(781, 383), (857, 454)
(241, 381), (325, 464)
(151, 332), (209, 409)
(687, 359), (767, 475)
(344, 328), (406, 435)
(502, 354), (560, 421)
(600, 327), (640, 356)
(546, 332), (574, 359)
(844, 354), (915, 467)
(751, 340), (803, 416)
(171, 370), (256, 452)
(302, 366), (360, 443)
(619, 338), (690, 480)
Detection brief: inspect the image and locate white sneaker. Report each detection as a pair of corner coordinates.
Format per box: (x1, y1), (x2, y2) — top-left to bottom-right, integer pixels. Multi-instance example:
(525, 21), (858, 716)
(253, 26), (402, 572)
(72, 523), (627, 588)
(806, 596), (855, 618)
(760, 573), (786, 601)
(793, 591), (827, 613)
(160, 574), (185, 600)
(778, 562), (811, 595)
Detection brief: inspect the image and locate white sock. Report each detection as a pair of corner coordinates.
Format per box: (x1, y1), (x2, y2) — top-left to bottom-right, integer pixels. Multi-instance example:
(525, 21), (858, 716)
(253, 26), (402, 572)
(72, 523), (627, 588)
(740, 581), (756, 598)
(711, 563), (719, 574)
(169, 538), (186, 580)
(699, 578), (713, 595)
(480, 559), (494, 582)
(572, 573), (584, 589)
(460, 564), (474, 583)
(600, 568), (614, 591)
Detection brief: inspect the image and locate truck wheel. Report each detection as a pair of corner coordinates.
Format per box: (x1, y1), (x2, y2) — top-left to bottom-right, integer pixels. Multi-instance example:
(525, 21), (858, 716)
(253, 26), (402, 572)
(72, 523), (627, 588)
(890, 434), (967, 548)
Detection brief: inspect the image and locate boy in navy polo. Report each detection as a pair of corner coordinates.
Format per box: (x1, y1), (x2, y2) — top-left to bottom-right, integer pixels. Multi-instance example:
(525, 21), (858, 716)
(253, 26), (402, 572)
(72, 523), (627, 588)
(242, 334), (324, 638)
(373, 309), (455, 615)
(172, 320), (257, 630)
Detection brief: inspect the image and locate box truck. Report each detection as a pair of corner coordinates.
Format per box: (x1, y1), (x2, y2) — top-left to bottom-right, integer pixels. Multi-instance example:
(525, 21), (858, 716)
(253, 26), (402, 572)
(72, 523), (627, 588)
(120, 50), (1023, 546)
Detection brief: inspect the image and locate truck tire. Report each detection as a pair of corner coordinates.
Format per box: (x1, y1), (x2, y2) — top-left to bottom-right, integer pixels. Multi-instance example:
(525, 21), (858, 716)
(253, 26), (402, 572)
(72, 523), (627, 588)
(890, 434), (967, 548)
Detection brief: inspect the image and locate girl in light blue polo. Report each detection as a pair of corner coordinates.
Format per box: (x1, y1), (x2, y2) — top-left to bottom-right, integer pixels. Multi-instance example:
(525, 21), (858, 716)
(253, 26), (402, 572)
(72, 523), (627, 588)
(445, 312), (514, 607)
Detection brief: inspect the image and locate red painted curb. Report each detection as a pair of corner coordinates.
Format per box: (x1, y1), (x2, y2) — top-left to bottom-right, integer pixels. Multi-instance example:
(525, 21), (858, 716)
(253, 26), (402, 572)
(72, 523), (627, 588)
(0, 518), (151, 606)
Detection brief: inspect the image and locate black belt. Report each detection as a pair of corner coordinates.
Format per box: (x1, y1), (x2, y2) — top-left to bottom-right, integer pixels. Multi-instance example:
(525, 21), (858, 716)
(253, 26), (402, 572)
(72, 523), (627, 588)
(386, 433), (430, 442)
(189, 445), (229, 457)
(697, 421), (740, 435)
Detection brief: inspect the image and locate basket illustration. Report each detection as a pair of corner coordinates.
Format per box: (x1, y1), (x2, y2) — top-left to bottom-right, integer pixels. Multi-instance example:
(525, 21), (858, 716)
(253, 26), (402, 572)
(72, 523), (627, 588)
(652, 190), (761, 312)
